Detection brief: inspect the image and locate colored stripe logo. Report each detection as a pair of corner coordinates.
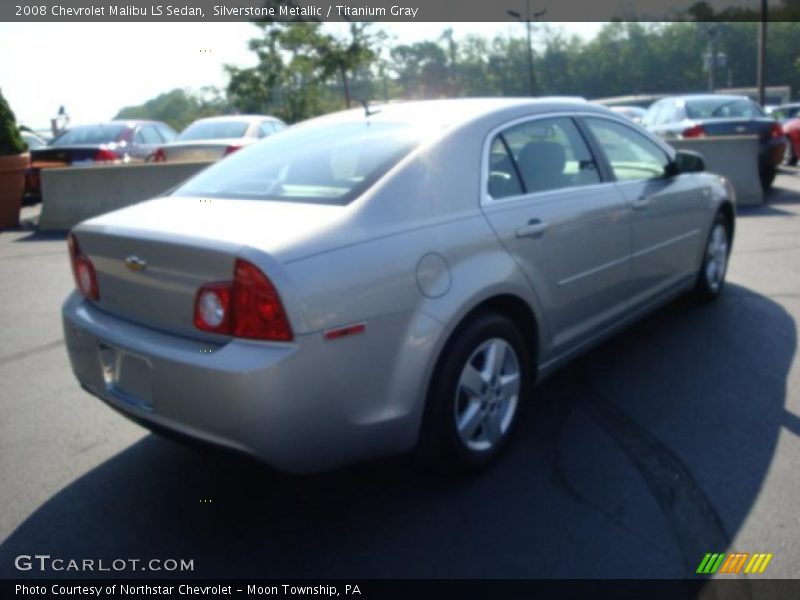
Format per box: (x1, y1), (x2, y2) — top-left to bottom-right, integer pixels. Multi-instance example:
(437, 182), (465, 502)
(696, 552), (773, 574)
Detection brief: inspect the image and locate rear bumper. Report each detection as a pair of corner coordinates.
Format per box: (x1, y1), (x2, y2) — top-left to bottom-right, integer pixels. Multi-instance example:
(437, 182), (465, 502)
(62, 292), (438, 473)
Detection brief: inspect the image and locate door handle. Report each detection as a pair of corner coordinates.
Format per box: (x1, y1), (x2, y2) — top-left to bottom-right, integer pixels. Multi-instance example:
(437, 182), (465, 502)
(516, 218), (549, 239)
(631, 196), (651, 210)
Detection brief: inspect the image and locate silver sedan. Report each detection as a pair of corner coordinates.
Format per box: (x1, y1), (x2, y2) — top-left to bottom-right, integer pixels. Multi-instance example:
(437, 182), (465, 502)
(152, 115), (286, 162)
(62, 98), (735, 474)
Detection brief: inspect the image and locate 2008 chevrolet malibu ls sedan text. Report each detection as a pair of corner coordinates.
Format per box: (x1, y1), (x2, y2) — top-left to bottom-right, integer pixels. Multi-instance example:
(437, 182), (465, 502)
(62, 98), (735, 474)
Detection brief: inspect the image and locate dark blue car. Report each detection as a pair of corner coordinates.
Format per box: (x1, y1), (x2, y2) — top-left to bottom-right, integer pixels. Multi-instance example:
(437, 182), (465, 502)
(641, 94), (787, 190)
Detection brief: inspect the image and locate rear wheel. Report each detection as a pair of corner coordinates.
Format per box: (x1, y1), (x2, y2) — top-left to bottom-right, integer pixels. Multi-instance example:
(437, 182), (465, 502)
(759, 164), (777, 190)
(784, 141), (798, 167)
(418, 312), (531, 474)
(693, 212), (731, 303)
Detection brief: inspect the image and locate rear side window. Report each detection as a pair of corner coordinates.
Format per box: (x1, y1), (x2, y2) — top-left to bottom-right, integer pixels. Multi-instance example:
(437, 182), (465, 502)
(156, 124), (177, 142)
(584, 118), (670, 182)
(135, 126), (162, 145)
(685, 98), (764, 119)
(488, 117), (600, 198)
(173, 121), (421, 205)
(178, 120), (249, 141)
(488, 137), (523, 199)
(257, 121), (276, 138)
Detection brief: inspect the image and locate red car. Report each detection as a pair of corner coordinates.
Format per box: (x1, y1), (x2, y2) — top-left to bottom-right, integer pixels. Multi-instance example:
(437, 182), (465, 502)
(772, 103), (800, 166)
(783, 118), (800, 166)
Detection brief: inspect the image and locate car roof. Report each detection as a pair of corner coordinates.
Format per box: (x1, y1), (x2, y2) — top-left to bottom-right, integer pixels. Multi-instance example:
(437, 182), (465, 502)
(665, 94), (750, 102)
(190, 115), (281, 124)
(64, 120), (165, 129)
(299, 97), (596, 130)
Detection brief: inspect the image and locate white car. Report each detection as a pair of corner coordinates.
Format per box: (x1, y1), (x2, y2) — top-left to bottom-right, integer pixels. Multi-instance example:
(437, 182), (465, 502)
(152, 115), (286, 162)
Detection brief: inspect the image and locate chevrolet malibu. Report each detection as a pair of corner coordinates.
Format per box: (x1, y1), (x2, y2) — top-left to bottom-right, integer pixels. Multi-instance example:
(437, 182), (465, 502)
(62, 98), (735, 474)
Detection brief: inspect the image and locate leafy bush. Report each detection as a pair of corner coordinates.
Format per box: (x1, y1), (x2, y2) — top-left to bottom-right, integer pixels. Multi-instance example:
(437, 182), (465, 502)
(0, 89), (26, 156)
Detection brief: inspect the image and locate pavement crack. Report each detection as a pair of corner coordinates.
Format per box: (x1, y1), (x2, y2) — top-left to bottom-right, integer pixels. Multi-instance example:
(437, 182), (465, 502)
(0, 339), (65, 367)
(547, 404), (675, 557)
(575, 381), (751, 599)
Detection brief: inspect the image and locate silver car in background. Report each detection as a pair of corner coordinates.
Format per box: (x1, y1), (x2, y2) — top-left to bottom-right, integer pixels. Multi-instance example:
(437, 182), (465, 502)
(62, 98), (735, 474)
(152, 115), (286, 162)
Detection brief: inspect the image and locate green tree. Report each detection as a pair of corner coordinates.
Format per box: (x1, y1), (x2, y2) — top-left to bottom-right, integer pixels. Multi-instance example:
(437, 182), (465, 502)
(226, 22), (379, 122)
(115, 88), (230, 131)
(0, 88), (26, 155)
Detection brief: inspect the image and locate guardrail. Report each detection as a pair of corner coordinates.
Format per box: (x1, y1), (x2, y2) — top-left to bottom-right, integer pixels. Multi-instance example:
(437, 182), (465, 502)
(669, 135), (763, 207)
(38, 160), (214, 231)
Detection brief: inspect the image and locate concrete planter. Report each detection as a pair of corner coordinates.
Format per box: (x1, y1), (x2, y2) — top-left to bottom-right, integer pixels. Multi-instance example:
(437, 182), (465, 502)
(0, 153), (29, 229)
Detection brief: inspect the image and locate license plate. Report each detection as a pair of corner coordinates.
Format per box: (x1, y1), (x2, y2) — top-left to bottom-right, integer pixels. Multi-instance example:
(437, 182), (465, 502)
(98, 344), (154, 411)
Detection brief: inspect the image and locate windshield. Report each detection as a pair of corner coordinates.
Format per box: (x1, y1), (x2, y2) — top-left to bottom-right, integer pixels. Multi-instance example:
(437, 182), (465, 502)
(685, 99), (764, 119)
(178, 120), (250, 141)
(173, 121), (421, 205)
(50, 124), (127, 146)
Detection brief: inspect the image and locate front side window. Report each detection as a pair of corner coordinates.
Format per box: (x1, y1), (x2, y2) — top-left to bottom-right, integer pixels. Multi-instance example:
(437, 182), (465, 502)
(173, 121), (421, 205)
(584, 118), (670, 182)
(488, 117), (600, 198)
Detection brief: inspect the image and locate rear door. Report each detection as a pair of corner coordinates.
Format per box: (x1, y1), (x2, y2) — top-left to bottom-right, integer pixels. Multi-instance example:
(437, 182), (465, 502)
(581, 116), (706, 306)
(480, 115), (632, 355)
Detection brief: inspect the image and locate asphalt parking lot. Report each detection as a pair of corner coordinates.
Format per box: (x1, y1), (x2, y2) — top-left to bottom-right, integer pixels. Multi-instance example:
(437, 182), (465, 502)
(1, 169), (800, 587)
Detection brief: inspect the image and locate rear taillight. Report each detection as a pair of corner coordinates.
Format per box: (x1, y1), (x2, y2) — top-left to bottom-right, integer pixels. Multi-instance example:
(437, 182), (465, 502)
(193, 259), (293, 341)
(681, 124), (706, 139)
(152, 148), (166, 162)
(770, 122), (784, 139)
(93, 148), (119, 162)
(193, 283), (231, 334)
(222, 145), (242, 157)
(68, 234), (99, 300)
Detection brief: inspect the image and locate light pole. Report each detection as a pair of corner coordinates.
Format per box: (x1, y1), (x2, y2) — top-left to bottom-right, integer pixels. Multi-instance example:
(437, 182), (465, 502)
(702, 24), (720, 92)
(507, 3), (546, 96)
(757, 0), (767, 106)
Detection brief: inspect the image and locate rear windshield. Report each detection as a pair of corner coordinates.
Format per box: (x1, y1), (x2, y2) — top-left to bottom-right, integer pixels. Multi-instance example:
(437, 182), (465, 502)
(172, 121), (421, 205)
(178, 121), (249, 141)
(50, 124), (127, 146)
(685, 99), (764, 119)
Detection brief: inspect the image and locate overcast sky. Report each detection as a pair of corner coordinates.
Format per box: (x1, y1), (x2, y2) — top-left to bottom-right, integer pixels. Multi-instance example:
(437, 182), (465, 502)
(0, 22), (601, 129)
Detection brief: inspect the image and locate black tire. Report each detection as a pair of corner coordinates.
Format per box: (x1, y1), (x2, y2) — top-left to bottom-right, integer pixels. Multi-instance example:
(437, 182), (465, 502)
(417, 312), (532, 474)
(759, 164), (777, 191)
(693, 212), (731, 303)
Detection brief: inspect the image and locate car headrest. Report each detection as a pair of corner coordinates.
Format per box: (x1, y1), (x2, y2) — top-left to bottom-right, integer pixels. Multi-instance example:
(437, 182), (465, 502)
(517, 141), (567, 178)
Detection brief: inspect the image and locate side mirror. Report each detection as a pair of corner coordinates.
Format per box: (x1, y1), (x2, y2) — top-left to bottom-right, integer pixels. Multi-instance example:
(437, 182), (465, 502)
(671, 149), (706, 174)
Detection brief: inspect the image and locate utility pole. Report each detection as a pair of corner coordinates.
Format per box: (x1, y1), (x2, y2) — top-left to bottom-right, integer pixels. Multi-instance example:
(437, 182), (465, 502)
(757, 0), (767, 106)
(703, 24), (719, 92)
(508, 3), (546, 96)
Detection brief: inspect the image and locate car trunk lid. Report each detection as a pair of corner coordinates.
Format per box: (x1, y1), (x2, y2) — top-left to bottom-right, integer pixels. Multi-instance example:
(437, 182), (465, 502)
(72, 196), (348, 339)
(698, 118), (778, 140)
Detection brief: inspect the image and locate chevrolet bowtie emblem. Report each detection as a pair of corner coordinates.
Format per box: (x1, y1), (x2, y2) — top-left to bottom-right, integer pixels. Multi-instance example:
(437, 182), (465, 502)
(125, 255), (147, 272)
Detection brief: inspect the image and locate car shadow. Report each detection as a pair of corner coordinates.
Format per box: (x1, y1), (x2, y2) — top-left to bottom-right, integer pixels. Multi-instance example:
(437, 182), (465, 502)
(11, 230), (68, 243)
(738, 175), (800, 217)
(0, 284), (795, 583)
